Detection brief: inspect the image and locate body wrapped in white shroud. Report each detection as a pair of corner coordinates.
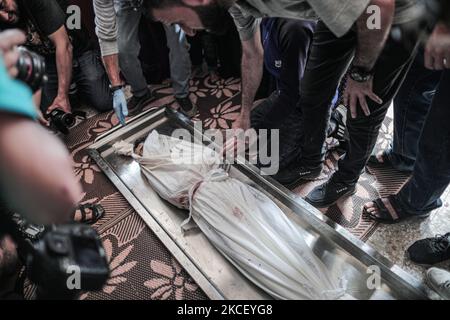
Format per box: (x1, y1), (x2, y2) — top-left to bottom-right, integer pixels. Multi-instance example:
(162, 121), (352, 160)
(113, 131), (347, 300)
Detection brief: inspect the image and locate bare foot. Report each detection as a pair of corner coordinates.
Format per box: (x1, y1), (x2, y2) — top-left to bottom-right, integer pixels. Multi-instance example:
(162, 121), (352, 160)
(375, 150), (386, 164)
(73, 207), (94, 223)
(363, 201), (381, 218)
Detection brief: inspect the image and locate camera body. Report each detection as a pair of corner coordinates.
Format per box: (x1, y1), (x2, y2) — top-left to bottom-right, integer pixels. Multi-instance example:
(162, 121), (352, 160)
(0, 211), (109, 300)
(15, 46), (47, 93)
(48, 108), (76, 135)
(28, 223), (110, 299)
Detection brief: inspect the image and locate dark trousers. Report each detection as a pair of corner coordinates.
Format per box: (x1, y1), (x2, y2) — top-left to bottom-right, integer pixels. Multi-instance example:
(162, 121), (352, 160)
(188, 31), (219, 71)
(251, 92), (303, 170)
(388, 50), (442, 172)
(397, 69), (450, 215)
(40, 50), (112, 113)
(299, 21), (419, 184)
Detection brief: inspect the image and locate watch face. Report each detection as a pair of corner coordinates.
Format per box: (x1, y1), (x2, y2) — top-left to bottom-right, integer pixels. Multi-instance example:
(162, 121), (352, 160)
(350, 70), (370, 82)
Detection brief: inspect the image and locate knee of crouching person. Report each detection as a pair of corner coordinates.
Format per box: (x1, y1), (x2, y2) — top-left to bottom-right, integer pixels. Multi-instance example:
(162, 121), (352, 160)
(91, 93), (113, 113)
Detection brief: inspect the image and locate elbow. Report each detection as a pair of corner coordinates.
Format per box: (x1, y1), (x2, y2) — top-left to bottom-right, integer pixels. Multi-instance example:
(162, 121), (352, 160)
(370, 0), (395, 15)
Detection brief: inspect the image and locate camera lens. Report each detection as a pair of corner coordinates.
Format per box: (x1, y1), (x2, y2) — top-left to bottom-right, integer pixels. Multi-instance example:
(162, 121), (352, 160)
(63, 113), (76, 127)
(16, 47), (47, 93)
(48, 109), (77, 135)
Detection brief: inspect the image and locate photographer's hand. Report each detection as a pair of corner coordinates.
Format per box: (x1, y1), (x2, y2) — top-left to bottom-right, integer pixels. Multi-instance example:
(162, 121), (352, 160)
(47, 94), (72, 115)
(113, 88), (128, 125)
(0, 29), (26, 77)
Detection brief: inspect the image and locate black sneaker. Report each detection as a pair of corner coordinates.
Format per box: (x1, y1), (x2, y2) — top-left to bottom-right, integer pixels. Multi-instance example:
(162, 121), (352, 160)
(305, 175), (357, 208)
(407, 233), (450, 265)
(176, 96), (197, 118)
(127, 90), (153, 116)
(273, 163), (323, 189)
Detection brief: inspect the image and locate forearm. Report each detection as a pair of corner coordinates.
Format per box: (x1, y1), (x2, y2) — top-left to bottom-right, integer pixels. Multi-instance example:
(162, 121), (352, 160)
(55, 42), (73, 98)
(102, 54), (123, 87)
(353, 0), (395, 69)
(240, 38), (264, 116)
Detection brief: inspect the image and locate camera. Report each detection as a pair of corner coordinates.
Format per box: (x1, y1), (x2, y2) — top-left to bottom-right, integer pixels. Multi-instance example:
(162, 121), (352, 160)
(0, 211), (110, 300)
(48, 108), (76, 135)
(28, 223), (110, 300)
(15, 46), (47, 93)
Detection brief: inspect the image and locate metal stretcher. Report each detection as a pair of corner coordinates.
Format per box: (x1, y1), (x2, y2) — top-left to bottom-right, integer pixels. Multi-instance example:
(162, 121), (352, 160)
(88, 107), (428, 300)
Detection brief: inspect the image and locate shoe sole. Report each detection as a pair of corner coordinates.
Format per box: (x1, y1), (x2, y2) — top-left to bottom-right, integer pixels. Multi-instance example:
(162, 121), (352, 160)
(425, 273), (450, 300)
(305, 188), (357, 208)
(364, 209), (431, 225)
(284, 175), (320, 190)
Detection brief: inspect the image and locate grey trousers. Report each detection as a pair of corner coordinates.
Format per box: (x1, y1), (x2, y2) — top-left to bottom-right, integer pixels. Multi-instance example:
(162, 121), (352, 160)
(115, 2), (191, 98)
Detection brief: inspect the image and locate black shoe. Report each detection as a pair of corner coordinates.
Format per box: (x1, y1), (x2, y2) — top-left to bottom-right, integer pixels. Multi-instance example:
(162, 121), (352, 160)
(273, 163), (322, 189)
(127, 90), (153, 116)
(305, 175), (357, 208)
(407, 233), (450, 265)
(176, 96), (197, 118)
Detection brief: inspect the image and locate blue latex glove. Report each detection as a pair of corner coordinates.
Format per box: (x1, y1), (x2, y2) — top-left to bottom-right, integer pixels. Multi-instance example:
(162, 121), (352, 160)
(113, 88), (128, 125)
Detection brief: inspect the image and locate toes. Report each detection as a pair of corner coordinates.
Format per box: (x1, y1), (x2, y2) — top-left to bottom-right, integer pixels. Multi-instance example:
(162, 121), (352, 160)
(85, 208), (93, 221)
(73, 210), (82, 222)
(364, 202), (381, 217)
(366, 207), (378, 214)
(363, 202), (375, 210)
(376, 151), (385, 163)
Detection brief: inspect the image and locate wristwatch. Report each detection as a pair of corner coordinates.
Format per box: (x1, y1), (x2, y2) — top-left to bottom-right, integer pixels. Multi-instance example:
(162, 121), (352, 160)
(349, 66), (373, 82)
(109, 84), (124, 94)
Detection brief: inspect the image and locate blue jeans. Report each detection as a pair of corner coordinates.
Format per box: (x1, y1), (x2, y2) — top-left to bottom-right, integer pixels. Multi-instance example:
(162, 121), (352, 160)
(115, 0), (191, 98)
(392, 56), (450, 215)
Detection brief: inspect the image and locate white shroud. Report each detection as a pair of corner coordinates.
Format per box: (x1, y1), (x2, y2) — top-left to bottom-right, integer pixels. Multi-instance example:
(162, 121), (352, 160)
(114, 131), (347, 300)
